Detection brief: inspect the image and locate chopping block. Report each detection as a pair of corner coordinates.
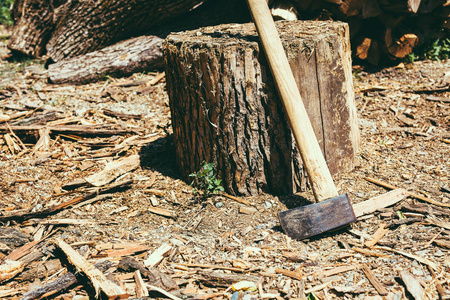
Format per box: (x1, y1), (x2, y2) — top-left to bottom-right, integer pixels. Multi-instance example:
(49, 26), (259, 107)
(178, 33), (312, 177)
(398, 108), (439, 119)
(164, 20), (359, 196)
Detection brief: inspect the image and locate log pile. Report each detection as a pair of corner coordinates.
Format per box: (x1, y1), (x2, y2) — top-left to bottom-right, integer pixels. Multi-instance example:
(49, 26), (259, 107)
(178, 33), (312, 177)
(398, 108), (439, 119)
(6, 0), (450, 82)
(292, 0), (450, 64)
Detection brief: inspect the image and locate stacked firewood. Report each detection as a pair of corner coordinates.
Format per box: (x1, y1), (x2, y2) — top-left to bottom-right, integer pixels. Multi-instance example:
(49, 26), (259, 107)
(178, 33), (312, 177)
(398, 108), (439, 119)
(288, 0), (450, 64)
(5, 0), (449, 83)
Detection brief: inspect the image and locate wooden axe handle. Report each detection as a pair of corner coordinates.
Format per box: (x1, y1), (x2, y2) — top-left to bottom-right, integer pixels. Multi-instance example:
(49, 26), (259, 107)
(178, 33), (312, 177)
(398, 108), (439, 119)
(246, 0), (338, 201)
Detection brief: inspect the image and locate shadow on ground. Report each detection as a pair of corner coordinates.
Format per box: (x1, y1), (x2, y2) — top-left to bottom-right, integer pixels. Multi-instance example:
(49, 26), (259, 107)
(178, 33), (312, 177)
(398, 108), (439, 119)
(138, 135), (182, 180)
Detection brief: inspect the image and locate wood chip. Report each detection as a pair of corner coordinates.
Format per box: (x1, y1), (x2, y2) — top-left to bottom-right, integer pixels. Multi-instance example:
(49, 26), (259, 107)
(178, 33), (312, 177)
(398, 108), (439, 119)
(318, 265), (359, 278)
(147, 206), (177, 219)
(147, 285), (182, 300)
(134, 270), (149, 297)
(353, 189), (407, 217)
(85, 154), (140, 186)
(53, 238), (128, 299)
(275, 268), (303, 281)
(400, 271), (424, 300)
(365, 224), (389, 248)
(0, 259), (25, 283)
(144, 243), (172, 268)
(361, 264), (388, 296)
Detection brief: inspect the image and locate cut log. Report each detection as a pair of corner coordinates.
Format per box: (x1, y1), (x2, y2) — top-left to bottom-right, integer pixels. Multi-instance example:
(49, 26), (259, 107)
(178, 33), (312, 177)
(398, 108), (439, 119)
(164, 21), (359, 196)
(385, 29), (419, 58)
(9, 0), (204, 60)
(48, 35), (164, 85)
(378, 0), (422, 13)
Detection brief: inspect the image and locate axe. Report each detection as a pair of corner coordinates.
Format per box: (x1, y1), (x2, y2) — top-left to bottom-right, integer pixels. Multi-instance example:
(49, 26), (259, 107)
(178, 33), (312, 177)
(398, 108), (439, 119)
(246, 0), (356, 239)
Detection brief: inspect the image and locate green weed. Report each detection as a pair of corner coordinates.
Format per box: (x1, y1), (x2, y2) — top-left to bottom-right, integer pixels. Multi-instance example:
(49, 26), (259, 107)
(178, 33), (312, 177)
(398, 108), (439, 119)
(0, 0), (14, 26)
(404, 38), (450, 63)
(189, 162), (224, 198)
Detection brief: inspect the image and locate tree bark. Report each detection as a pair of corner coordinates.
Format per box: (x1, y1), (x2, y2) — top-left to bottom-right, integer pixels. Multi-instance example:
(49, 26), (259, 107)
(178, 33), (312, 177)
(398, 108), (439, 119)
(165, 21), (359, 196)
(8, 0), (205, 60)
(48, 35), (164, 84)
(46, 0), (251, 84)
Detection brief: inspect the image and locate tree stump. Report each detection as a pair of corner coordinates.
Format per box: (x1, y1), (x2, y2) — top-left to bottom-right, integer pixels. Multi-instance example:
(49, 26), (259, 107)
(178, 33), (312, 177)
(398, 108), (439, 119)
(164, 21), (360, 196)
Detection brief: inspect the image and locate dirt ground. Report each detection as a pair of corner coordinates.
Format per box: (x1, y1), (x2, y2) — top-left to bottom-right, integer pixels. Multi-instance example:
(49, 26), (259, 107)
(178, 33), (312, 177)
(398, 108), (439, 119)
(0, 24), (449, 299)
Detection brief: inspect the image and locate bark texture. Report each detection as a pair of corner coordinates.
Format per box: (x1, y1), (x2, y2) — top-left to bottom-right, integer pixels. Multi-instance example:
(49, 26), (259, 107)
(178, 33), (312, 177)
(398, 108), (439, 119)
(8, 0), (204, 60)
(164, 21), (359, 196)
(48, 35), (164, 84)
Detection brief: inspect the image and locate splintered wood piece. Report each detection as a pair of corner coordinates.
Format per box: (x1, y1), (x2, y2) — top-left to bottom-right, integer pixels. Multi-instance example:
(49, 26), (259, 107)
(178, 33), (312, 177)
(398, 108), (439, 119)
(0, 124), (143, 136)
(433, 239), (450, 249)
(21, 272), (77, 300)
(147, 285), (183, 300)
(352, 247), (388, 258)
(426, 216), (450, 230)
(103, 109), (143, 120)
(148, 72), (166, 85)
(353, 189), (407, 217)
(6, 240), (40, 261)
(0, 259), (25, 283)
(39, 219), (95, 225)
(17, 259), (62, 282)
(275, 268), (303, 281)
(318, 265), (359, 278)
(144, 244), (172, 268)
(361, 264), (388, 296)
(426, 95), (450, 103)
(134, 270), (149, 297)
(198, 271), (261, 287)
(400, 271), (424, 300)
(0, 114), (10, 123)
(374, 246), (438, 270)
(85, 155), (140, 187)
(0, 180), (133, 223)
(427, 265), (449, 299)
(174, 263), (245, 273)
(365, 177), (450, 208)
(147, 207), (177, 219)
(54, 238), (128, 299)
(21, 260), (112, 300)
(32, 127), (51, 154)
(365, 224), (389, 248)
(101, 245), (148, 258)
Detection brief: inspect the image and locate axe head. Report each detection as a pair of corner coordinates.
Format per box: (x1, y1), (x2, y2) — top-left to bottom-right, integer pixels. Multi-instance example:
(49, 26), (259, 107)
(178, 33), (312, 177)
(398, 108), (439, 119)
(278, 194), (355, 240)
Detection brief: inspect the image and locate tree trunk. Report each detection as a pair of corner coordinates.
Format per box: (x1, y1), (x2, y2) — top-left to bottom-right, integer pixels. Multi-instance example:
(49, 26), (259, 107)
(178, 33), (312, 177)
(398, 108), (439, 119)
(164, 21), (359, 196)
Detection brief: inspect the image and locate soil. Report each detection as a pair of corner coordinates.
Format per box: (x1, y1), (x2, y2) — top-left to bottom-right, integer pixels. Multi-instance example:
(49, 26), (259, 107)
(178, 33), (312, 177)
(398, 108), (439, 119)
(0, 24), (449, 299)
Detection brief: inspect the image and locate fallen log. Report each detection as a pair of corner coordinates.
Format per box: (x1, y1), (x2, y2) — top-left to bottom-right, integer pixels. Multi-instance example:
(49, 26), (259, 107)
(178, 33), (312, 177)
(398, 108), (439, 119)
(48, 35), (164, 85)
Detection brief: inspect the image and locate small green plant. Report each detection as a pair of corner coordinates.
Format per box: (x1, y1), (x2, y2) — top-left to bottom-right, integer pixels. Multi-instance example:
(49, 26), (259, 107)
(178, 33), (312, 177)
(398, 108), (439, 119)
(189, 162), (224, 198)
(404, 38), (450, 63)
(0, 0), (14, 26)
(423, 38), (450, 60)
